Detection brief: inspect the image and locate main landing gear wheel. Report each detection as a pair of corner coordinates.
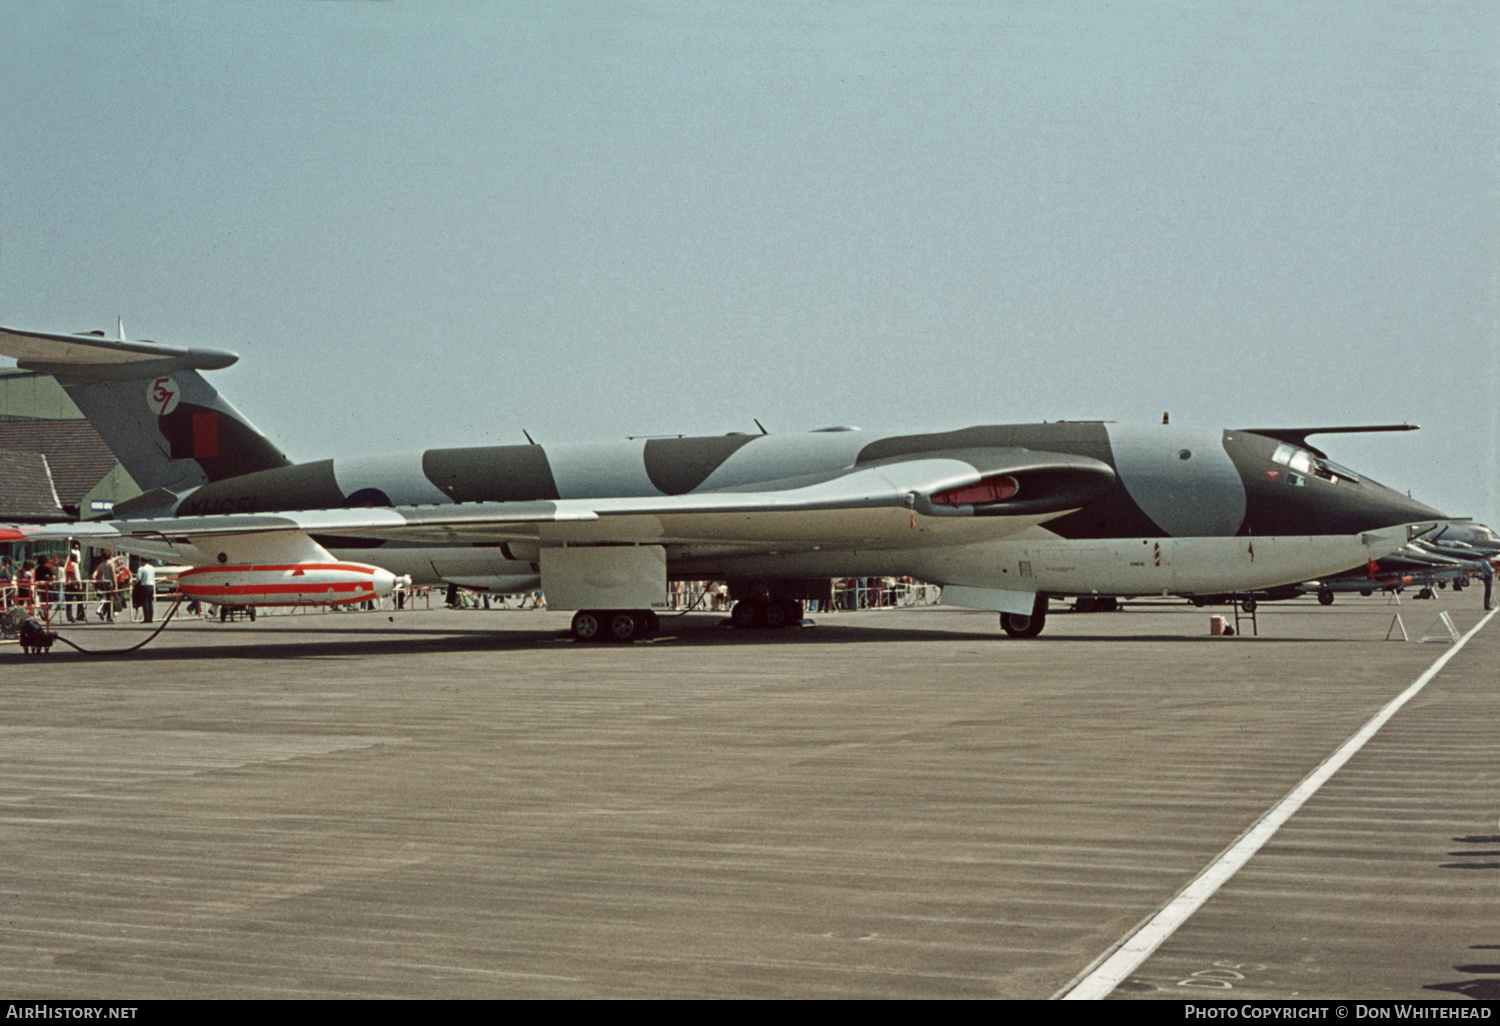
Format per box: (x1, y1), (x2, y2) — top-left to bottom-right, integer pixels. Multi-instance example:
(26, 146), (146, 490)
(730, 598), (803, 629)
(571, 610), (603, 642)
(571, 610), (659, 643)
(730, 600), (761, 628)
(607, 611), (641, 643)
(760, 599), (802, 629)
(1241, 597), (1258, 612)
(1317, 588), (1335, 606)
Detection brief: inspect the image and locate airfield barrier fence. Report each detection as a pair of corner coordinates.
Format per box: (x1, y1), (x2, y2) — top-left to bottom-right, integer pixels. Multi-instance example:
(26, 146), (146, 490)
(831, 578), (941, 611)
(662, 579), (941, 613)
(0, 579), (442, 624)
(1, 575), (943, 634)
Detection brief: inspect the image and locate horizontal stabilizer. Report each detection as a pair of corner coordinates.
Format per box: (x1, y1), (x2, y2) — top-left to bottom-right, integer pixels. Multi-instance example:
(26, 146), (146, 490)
(0, 325), (237, 379)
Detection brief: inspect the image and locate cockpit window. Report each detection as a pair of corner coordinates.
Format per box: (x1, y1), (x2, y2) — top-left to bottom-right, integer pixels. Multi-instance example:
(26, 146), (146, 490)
(1269, 444), (1359, 484)
(1321, 459), (1361, 483)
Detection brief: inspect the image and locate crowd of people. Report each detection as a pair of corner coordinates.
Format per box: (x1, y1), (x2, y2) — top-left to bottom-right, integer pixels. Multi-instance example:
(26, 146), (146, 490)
(0, 544), (148, 623)
(660, 577), (937, 613)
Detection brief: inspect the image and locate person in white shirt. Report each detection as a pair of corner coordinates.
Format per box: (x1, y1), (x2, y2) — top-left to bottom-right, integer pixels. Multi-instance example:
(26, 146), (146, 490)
(137, 561), (157, 623)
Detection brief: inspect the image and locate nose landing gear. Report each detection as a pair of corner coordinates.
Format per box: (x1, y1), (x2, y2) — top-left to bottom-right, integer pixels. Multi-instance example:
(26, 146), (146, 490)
(1000, 595), (1049, 638)
(1000, 610), (1046, 637)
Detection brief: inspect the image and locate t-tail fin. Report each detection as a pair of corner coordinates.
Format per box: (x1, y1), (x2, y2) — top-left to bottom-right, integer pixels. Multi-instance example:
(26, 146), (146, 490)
(0, 324), (291, 494)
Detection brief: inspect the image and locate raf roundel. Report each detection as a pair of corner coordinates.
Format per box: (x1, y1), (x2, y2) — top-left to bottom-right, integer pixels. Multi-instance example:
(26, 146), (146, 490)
(147, 376), (181, 416)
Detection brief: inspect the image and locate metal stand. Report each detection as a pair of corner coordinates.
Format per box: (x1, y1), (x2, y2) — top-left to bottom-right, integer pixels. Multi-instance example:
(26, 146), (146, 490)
(1232, 598), (1258, 637)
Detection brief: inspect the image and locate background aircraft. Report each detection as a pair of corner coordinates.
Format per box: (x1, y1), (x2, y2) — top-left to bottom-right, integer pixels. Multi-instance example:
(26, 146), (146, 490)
(1296, 523), (1498, 604)
(0, 324), (1453, 641)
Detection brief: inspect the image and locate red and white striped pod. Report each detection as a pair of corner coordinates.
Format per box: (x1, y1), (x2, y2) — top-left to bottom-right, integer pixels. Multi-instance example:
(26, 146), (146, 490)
(178, 562), (397, 607)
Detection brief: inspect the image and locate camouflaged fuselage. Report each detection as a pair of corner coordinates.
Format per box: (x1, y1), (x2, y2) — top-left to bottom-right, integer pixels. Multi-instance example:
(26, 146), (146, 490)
(174, 421), (1443, 541)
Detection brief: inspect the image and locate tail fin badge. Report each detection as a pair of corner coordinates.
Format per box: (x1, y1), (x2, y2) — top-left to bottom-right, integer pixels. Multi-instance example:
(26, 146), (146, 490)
(148, 376), (180, 416)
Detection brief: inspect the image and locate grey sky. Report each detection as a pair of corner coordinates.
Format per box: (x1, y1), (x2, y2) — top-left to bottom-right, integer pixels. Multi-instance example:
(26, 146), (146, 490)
(2, 1), (1495, 527)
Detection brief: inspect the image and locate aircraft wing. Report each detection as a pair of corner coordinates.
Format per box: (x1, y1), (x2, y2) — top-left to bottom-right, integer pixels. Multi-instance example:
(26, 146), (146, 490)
(1, 452), (1115, 552)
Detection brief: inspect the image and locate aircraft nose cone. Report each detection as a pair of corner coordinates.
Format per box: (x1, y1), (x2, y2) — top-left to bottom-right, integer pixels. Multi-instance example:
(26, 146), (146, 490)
(1371, 485), (1448, 527)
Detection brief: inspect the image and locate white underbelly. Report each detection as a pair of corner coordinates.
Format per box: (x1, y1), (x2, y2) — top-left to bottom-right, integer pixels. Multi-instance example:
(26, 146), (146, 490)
(909, 533), (1395, 596)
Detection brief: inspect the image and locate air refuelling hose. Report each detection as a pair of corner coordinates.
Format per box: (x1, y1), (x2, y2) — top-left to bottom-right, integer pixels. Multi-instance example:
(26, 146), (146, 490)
(25, 587), (708, 654)
(665, 589), (714, 617)
(35, 596), (185, 655)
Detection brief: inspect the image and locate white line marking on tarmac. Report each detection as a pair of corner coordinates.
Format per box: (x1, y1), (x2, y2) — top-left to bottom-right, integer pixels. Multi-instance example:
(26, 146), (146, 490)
(1055, 608), (1498, 1000)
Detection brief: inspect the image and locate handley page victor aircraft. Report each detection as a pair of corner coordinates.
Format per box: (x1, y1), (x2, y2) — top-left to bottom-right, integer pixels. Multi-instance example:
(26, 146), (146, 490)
(0, 324), (1454, 640)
